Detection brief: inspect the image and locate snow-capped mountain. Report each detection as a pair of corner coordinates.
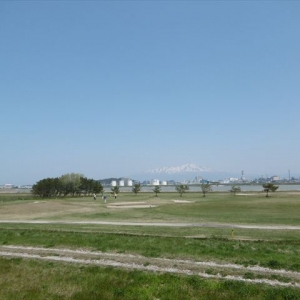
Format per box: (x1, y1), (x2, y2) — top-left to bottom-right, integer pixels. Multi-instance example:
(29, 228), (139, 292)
(145, 163), (211, 174)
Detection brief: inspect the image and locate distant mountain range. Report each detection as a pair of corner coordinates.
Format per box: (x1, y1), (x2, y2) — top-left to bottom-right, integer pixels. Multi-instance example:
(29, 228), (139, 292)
(144, 163), (212, 175)
(98, 163), (291, 183)
(99, 164), (245, 183)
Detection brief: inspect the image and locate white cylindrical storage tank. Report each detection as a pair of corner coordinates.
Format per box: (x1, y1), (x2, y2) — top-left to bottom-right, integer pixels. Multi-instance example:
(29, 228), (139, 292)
(127, 179), (133, 186)
(152, 179), (160, 186)
(111, 180), (117, 187)
(161, 181), (167, 185)
(119, 180), (125, 186)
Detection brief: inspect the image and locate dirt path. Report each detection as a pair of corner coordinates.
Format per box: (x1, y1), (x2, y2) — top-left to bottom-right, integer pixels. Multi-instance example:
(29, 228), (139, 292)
(1, 220), (300, 230)
(1, 245), (300, 288)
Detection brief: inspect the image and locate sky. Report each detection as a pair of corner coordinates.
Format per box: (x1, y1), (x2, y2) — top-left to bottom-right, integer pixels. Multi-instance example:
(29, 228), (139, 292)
(1, 1), (300, 185)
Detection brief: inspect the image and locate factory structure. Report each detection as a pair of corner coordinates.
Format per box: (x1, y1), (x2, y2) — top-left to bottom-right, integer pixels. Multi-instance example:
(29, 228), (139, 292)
(110, 178), (168, 186)
(111, 178), (133, 187)
(151, 179), (167, 186)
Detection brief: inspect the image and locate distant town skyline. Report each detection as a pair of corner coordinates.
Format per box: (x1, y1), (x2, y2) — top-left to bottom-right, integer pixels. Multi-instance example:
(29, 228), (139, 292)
(1, 162), (299, 187)
(1, 1), (299, 186)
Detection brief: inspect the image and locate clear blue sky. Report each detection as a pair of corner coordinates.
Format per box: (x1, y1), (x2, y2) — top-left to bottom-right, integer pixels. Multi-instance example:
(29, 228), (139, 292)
(1, 1), (299, 185)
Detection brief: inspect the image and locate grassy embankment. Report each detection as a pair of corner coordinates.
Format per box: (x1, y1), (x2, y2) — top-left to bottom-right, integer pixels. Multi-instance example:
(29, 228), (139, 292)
(1, 191), (300, 299)
(1, 257), (300, 300)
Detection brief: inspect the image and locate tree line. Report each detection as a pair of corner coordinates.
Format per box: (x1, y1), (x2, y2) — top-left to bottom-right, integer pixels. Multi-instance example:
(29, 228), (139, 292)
(32, 174), (279, 198)
(175, 183), (279, 197)
(31, 173), (103, 198)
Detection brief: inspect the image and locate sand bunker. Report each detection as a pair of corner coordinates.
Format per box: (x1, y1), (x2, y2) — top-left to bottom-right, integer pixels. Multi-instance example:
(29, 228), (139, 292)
(236, 193), (260, 196)
(107, 202), (157, 209)
(108, 202), (146, 206)
(173, 200), (192, 203)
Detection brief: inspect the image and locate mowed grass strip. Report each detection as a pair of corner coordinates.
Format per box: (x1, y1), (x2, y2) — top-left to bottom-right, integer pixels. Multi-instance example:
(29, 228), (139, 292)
(1, 228), (300, 272)
(1, 222), (300, 241)
(1, 257), (300, 300)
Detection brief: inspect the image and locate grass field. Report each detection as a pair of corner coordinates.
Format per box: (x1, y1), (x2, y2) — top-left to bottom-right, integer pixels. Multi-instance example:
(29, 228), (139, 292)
(1, 191), (300, 299)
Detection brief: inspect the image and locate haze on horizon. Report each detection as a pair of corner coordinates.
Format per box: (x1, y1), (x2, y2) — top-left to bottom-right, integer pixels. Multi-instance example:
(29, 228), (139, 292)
(1, 1), (299, 186)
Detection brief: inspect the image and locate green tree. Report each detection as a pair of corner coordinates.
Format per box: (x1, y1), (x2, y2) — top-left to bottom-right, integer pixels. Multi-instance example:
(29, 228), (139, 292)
(153, 186), (161, 197)
(229, 185), (241, 196)
(175, 184), (189, 197)
(200, 183), (212, 197)
(111, 186), (120, 196)
(262, 183), (279, 197)
(32, 177), (61, 198)
(132, 183), (141, 195)
(32, 174), (103, 198)
(79, 177), (90, 195)
(92, 180), (104, 194)
(60, 173), (84, 196)
(79, 177), (103, 195)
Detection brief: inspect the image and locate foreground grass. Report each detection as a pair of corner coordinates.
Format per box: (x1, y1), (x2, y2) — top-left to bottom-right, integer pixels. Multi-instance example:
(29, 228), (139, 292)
(1, 192), (300, 298)
(1, 227), (300, 272)
(1, 257), (300, 300)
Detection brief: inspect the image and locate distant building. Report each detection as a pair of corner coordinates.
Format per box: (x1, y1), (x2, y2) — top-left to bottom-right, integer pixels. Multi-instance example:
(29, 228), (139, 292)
(19, 185), (32, 189)
(167, 180), (176, 185)
(195, 176), (202, 183)
(271, 176), (280, 181)
(221, 178), (239, 184)
(241, 170), (245, 181)
(151, 179), (160, 186)
(3, 184), (14, 189)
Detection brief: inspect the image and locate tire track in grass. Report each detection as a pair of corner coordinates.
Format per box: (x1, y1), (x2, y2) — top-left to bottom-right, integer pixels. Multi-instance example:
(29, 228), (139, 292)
(1, 220), (300, 230)
(1, 245), (300, 288)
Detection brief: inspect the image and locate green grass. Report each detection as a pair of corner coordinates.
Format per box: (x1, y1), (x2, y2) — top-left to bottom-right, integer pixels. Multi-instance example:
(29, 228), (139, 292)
(1, 227), (300, 271)
(88, 193), (298, 225)
(1, 191), (300, 298)
(0, 193), (34, 202)
(1, 221), (299, 241)
(1, 257), (300, 300)
(3, 191), (299, 225)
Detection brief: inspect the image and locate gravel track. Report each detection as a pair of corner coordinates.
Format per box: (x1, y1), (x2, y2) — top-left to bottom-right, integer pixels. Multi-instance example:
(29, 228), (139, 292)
(1, 245), (300, 288)
(1, 220), (300, 230)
